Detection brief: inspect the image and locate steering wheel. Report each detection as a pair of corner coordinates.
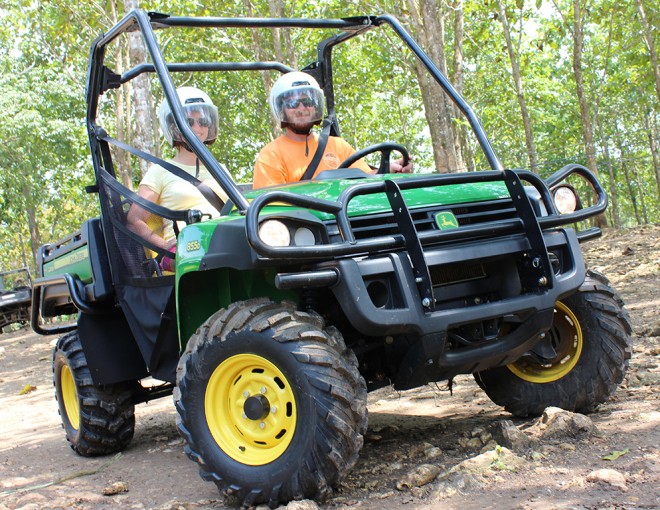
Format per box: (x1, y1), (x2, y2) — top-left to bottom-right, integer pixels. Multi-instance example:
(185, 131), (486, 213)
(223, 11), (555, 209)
(338, 142), (410, 174)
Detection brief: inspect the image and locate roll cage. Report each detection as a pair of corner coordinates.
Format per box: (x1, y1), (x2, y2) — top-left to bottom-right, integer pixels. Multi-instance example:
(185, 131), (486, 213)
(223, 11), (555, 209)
(85, 9), (504, 217)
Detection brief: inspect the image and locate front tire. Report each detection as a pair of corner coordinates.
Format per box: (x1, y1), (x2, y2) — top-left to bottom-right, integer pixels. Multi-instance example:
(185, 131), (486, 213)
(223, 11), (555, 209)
(53, 332), (136, 456)
(475, 270), (632, 417)
(175, 298), (368, 507)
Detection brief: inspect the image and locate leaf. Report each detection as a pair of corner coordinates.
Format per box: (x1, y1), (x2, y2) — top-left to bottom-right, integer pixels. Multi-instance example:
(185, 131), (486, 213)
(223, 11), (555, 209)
(602, 448), (629, 461)
(19, 384), (37, 395)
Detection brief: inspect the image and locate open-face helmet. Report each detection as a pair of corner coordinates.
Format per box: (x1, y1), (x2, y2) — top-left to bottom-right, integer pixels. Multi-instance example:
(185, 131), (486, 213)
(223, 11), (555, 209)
(269, 72), (324, 129)
(158, 86), (218, 146)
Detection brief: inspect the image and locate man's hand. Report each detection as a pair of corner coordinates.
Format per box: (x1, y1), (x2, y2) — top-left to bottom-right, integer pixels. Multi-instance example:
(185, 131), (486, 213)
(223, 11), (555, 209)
(391, 156), (413, 174)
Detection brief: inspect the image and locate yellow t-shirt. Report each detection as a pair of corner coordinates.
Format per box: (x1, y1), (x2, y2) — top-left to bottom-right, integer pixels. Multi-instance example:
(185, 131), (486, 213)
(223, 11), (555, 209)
(140, 160), (227, 242)
(253, 134), (373, 189)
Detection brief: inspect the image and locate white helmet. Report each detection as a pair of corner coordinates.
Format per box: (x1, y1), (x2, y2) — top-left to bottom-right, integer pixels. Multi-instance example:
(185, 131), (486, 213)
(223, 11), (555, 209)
(157, 86), (218, 146)
(269, 71), (324, 128)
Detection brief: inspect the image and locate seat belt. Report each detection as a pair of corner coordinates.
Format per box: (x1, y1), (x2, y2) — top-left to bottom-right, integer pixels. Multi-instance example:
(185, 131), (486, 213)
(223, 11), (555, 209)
(101, 135), (226, 212)
(299, 116), (333, 181)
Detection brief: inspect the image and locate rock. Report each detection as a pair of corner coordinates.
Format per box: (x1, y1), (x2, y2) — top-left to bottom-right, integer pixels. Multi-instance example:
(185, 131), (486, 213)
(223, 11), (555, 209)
(458, 437), (483, 449)
(102, 481), (129, 495)
(489, 419), (533, 453)
(409, 441), (436, 458)
(642, 320), (660, 337)
(540, 407), (598, 439)
(285, 500), (320, 510)
(447, 446), (526, 477)
(396, 464), (442, 490)
(423, 446), (443, 459)
(586, 468), (628, 491)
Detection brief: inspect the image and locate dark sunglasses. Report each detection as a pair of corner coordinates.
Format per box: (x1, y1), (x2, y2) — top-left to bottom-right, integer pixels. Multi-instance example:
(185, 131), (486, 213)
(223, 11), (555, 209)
(282, 97), (316, 109)
(187, 117), (212, 128)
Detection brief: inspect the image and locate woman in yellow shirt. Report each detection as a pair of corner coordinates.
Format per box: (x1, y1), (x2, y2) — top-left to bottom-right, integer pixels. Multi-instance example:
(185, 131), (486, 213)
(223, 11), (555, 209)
(127, 87), (226, 253)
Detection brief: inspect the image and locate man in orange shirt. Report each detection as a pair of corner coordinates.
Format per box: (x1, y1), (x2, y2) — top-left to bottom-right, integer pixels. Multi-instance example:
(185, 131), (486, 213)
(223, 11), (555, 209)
(253, 72), (412, 188)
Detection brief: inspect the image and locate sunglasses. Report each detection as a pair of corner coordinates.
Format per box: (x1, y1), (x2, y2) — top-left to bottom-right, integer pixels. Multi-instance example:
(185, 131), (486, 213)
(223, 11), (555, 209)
(282, 97), (316, 109)
(186, 117), (212, 128)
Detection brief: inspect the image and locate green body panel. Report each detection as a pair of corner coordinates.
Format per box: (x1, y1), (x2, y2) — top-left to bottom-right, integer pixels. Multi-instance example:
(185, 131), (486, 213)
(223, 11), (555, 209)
(174, 219), (296, 346)
(42, 246), (93, 283)
(243, 175), (511, 220)
(171, 175), (510, 346)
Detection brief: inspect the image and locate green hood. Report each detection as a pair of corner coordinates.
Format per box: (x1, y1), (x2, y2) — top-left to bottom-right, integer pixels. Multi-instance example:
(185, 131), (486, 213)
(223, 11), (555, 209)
(239, 173), (510, 220)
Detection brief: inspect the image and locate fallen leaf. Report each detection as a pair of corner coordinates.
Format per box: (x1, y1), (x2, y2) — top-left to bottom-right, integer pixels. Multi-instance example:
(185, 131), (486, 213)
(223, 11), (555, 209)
(602, 448), (629, 461)
(102, 481), (129, 495)
(19, 384), (37, 395)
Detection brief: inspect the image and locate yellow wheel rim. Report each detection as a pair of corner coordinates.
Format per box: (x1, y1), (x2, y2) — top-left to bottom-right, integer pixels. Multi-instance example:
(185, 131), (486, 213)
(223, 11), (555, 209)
(61, 365), (80, 430)
(507, 301), (583, 383)
(205, 353), (297, 466)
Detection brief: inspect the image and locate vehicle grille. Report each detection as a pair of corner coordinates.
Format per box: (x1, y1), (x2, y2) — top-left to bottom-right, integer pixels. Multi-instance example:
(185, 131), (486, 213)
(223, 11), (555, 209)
(326, 198), (517, 242)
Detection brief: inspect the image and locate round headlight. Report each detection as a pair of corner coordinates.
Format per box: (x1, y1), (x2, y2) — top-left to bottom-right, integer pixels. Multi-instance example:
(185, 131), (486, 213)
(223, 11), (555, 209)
(553, 186), (578, 214)
(293, 227), (316, 246)
(259, 220), (290, 247)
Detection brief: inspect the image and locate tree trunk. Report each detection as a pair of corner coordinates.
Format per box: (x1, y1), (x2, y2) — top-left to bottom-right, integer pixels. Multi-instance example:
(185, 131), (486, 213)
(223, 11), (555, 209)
(406, 0), (460, 173)
(570, 0), (607, 227)
(643, 111), (660, 199)
(496, 0), (539, 173)
(125, 0), (155, 181)
(109, 0), (132, 188)
(453, 0), (474, 171)
(244, 0), (280, 138)
(595, 116), (620, 228)
(635, 0), (660, 105)
(614, 128), (641, 225)
(20, 178), (41, 268)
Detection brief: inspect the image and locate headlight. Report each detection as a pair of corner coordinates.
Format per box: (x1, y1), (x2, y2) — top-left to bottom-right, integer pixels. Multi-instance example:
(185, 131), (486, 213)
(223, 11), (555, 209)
(259, 220), (290, 247)
(294, 227), (315, 246)
(552, 185), (578, 214)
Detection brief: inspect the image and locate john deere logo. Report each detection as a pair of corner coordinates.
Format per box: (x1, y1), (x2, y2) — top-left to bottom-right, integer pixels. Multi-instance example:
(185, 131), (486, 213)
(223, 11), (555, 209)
(434, 211), (459, 230)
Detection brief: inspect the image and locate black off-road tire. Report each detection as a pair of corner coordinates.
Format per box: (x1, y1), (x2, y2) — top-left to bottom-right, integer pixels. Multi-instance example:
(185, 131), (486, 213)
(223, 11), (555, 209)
(174, 298), (368, 508)
(475, 270), (632, 417)
(53, 331), (136, 456)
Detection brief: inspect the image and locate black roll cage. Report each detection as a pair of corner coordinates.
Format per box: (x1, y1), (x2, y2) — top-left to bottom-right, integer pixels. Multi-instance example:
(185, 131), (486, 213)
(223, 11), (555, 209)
(85, 9), (504, 216)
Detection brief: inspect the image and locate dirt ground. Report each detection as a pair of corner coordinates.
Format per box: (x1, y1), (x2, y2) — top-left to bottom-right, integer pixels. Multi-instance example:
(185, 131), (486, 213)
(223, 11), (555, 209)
(1, 225), (658, 510)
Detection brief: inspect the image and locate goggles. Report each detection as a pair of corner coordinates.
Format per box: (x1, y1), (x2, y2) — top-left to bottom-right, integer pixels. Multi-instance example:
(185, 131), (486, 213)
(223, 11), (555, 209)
(187, 116), (212, 128)
(282, 97), (316, 109)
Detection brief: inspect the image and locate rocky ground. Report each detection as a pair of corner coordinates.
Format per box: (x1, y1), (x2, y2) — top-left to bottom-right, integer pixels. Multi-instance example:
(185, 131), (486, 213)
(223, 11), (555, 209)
(0, 225), (658, 510)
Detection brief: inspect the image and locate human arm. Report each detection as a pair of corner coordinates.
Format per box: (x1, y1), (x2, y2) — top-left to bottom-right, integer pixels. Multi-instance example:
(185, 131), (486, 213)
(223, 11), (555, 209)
(126, 185), (175, 250)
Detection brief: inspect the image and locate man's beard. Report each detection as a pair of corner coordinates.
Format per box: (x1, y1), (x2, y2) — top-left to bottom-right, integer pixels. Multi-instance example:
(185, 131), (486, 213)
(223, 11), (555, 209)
(285, 121), (314, 135)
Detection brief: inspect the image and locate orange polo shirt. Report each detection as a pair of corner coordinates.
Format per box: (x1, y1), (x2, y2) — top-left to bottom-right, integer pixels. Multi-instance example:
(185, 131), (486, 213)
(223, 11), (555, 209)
(253, 133), (372, 188)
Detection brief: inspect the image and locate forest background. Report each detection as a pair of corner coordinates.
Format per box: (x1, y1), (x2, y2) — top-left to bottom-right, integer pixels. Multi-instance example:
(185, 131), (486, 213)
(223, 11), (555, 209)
(0, 0), (658, 273)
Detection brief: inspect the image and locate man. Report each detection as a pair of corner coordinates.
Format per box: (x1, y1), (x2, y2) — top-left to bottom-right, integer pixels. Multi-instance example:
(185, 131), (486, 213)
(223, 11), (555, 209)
(253, 71), (412, 188)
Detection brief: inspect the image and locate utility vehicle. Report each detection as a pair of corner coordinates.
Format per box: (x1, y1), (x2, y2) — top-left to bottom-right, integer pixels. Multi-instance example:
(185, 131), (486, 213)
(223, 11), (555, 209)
(1, 267), (32, 332)
(31, 10), (632, 507)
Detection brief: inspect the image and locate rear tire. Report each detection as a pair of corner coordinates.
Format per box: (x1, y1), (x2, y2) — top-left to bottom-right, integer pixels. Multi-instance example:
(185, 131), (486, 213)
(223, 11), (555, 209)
(53, 331), (136, 456)
(175, 298), (368, 507)
(475, 270), (632, 417)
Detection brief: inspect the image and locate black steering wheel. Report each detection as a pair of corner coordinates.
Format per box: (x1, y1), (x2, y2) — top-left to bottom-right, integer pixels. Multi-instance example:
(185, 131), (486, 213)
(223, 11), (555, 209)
(338, 142), (410, 174)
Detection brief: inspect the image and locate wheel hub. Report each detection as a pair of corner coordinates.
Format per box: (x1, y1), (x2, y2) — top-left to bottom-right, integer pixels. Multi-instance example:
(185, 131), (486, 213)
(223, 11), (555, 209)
(243, 395), (271, 420)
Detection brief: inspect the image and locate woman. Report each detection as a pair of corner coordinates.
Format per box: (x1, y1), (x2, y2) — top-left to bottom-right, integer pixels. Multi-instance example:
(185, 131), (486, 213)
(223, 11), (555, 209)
(127, 86), (226, 256)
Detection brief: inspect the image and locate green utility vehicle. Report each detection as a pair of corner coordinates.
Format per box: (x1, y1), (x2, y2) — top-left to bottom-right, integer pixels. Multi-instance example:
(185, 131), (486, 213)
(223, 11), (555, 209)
(1, 267), (32, 331)
(31, 11), (632, 507)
